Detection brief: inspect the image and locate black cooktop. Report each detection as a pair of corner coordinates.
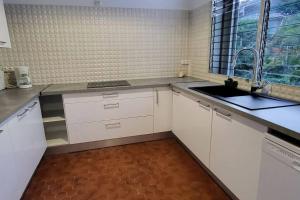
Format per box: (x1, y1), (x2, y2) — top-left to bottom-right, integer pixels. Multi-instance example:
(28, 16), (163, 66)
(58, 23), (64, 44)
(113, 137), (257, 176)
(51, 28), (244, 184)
(87, 80), (131, 88)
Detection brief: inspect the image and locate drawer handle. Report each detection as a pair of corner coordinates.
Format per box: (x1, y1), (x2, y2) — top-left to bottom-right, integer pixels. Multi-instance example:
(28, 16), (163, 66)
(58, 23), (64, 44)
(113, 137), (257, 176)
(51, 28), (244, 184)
(105, 122), (121, 129)
(197, 100), (210, 111)
(17, 109), (29, 119)
(104, 103), (119, 109)
(103, 93), (119, 99)
(214, 108), (232, 121)
(156, 89), (159, 105)
(0, 41), (6, 45)
(173, 90), (181, 96)
(28, 102), (38, 109)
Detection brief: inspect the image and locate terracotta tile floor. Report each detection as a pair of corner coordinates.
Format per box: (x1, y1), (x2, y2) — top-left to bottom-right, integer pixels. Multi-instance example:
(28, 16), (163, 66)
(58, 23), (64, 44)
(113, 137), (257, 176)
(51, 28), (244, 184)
(23, 138), (231, 200)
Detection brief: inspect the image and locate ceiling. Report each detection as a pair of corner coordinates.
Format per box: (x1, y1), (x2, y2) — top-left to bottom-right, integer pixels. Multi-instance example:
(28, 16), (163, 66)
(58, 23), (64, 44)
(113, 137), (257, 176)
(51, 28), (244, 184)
(3, 0), (209, 10)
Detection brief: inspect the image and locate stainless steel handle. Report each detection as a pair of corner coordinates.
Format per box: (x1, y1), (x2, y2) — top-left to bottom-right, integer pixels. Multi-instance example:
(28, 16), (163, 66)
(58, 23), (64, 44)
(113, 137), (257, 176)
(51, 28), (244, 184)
(105, 122), (121, 129)
(103, 93), (119, 99)
(214, 108), (232, 121)
(17, 109), (29, 119)
(28, 102), (38, 109)
(156, 89), (159, 105)
(104, 103), (119, 109)
(197, 100), (210, 111)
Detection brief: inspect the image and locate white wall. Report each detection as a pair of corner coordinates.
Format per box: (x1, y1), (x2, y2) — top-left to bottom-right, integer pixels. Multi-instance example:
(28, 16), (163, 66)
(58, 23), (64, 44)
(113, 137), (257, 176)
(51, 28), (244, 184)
(4, 0), (209, 10)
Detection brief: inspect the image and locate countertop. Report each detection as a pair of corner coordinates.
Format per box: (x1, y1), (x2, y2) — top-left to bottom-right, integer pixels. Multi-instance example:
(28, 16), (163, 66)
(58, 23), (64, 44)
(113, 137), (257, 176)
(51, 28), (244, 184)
(41, 77), (204, 96)
(0, 86), (47, 125)
(171, 82), (300, 141)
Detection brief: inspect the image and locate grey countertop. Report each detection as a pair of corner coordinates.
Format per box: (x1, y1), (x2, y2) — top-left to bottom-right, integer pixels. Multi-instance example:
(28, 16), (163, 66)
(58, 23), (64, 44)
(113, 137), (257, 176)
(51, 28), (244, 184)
(171, 82), (300, 141)
(0, 85), (47, 124)
(41, 77), (204, 96)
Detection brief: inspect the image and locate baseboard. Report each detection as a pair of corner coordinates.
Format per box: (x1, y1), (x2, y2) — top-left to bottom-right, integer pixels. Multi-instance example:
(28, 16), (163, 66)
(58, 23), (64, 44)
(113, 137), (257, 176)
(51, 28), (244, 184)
(45, 131), (174, 155)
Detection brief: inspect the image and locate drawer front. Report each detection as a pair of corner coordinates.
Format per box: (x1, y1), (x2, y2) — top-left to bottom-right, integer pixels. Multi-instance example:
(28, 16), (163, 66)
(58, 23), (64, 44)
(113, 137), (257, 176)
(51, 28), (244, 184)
(63, 88), (153, 103)
(65, 97), (153, 123)
(68, 116), (154, 144)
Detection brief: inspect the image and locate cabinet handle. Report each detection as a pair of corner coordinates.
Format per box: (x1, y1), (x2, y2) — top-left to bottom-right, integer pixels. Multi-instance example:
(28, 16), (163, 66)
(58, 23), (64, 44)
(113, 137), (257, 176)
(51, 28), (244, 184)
(0, 130), (3, 134)
(0, 41), (6, 45)
(17, 109), (29, 119)
(156, 89), (159, 105)
(28, 102), (38, 109)
(214, 108), (232, 121)
(105, 122), (121, 129)
(103, 93), (119, 99)
(104, 103), (119, 109)
(197, 100), (210, 111)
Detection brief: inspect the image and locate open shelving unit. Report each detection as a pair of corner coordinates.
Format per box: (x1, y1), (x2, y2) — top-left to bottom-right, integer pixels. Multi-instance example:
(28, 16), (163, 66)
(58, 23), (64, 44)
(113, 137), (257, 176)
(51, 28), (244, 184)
(39, 95), (69, 147)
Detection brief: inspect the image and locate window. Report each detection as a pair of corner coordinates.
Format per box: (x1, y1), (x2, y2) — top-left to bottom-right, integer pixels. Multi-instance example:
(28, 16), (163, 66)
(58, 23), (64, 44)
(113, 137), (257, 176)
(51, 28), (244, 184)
(210, 0), (300, 86)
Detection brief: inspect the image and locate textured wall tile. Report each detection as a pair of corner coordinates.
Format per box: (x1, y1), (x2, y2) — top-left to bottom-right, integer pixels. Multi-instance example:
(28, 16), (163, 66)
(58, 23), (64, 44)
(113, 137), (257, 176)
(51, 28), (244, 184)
(0, 4), (189, 85)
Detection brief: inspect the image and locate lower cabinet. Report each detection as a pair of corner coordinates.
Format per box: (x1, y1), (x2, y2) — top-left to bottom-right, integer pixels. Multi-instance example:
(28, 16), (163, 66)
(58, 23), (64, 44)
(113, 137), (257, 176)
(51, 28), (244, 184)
(153, 87), (172, 133)
(0, 98), (47, 200)
(64, 89), (155, 144)
(172, 90), (212, 167)
(0, 122), (18, 200)
(210, 107), (267, 200)
(68, 116), (153, 144)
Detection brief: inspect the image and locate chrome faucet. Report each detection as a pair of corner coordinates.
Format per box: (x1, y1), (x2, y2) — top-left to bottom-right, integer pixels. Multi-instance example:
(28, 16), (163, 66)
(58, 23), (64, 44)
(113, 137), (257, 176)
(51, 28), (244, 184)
(231, 47), (267, 92)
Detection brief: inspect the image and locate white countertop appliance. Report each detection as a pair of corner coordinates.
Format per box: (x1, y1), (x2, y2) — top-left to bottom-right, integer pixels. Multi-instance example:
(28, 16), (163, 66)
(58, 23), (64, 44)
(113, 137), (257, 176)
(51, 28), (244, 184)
(15, 66), (32, 88)
(257, 133), (300, 200)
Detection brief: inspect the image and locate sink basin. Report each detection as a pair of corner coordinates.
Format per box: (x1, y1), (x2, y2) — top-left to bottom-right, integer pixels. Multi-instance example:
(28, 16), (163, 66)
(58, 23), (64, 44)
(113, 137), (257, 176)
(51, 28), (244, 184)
(189, 85), (300, 110)
(189, 85), (250, 97)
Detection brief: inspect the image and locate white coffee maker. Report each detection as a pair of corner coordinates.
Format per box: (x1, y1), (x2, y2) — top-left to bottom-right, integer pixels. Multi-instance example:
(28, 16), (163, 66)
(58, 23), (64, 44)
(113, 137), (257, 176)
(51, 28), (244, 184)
(15, 66), (32, 88)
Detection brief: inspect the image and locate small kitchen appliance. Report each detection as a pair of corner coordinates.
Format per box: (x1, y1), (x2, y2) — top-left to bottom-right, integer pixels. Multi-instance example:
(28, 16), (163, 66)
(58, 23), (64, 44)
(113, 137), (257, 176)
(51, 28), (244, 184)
(15, 66), (32, 88)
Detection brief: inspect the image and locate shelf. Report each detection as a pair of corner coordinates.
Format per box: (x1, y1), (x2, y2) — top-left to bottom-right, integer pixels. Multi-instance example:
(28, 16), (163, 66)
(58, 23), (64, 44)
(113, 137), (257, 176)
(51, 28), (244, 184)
(46, 130), (69, 147)
(43, 116), (65, 123)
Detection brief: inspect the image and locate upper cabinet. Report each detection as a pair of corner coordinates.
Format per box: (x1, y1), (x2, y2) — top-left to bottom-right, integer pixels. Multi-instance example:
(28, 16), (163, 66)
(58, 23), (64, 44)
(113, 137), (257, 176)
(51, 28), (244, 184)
(0, 0), (10, 48)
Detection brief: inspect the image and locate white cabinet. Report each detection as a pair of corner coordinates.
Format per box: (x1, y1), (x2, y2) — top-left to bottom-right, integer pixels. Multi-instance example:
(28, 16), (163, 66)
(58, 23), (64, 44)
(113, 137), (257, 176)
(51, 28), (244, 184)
(9, 98), (47, 199)
(0, 0), (11, 48)
(154, 87), (172, 133)
(0, 121), (18, 200)
(172, 90), (212, 167)
(64, 89), (154, 144)
(210, 107), (267, 200)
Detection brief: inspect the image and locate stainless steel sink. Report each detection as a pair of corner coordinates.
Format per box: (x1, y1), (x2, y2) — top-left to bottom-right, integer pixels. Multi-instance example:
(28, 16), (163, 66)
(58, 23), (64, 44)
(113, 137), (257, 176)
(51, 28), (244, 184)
(189, 85), (300, 110)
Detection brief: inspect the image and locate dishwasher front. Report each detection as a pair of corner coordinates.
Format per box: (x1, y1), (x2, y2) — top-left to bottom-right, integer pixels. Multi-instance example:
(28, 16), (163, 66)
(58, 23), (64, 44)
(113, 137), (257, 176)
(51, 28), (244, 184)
(257, 133), (300, 200)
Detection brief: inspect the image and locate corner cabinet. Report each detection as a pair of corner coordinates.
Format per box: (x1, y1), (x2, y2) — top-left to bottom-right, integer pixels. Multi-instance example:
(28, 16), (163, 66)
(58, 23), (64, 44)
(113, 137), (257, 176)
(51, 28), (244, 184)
(153, 87), (172, 133)
(172, 90), (212, 167)
(210, 107), (267, 200)
(0, 98), (47, 200)
(0, 0), (11, 48)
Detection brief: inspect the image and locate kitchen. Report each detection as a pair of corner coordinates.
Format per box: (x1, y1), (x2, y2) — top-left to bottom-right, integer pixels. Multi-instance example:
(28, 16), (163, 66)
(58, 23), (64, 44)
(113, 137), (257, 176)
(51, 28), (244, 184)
(0, 0), (299, 199)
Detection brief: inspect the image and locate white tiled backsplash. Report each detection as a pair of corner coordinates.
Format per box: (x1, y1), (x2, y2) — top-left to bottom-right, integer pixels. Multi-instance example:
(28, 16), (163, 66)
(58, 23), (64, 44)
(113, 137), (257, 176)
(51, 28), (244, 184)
(0, 4), (189, 85)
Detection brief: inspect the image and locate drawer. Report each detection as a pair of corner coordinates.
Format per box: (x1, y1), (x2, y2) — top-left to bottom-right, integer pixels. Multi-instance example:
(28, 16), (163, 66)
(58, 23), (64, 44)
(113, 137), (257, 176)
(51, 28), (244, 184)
(64, 97), (153, 123)
(67, 116), (154, 144)
(63, 88), (153, 104)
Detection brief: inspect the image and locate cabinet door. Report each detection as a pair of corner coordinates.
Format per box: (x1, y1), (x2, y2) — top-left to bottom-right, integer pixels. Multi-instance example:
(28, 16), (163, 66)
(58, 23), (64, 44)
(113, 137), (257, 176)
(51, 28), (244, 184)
(0, 121), (18, 200)
(172, 90), (185, 140)
(0, 0), (11, 48)
(26, 99), (47, 167)
(154, 87), (172, 133)
(210, 107), (267, 200)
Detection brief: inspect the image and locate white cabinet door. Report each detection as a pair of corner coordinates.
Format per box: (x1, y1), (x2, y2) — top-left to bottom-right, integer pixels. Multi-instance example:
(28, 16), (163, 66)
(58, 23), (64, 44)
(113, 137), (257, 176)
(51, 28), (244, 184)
(172, 90), (212, 167)
(210, 107), (267, 200)
(0, 121), (18, 200)
(154, 87), (172, 133)
(10, 99), (46, 199)
(172, 90), (185, 140)
(0, 0), (11, 48)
